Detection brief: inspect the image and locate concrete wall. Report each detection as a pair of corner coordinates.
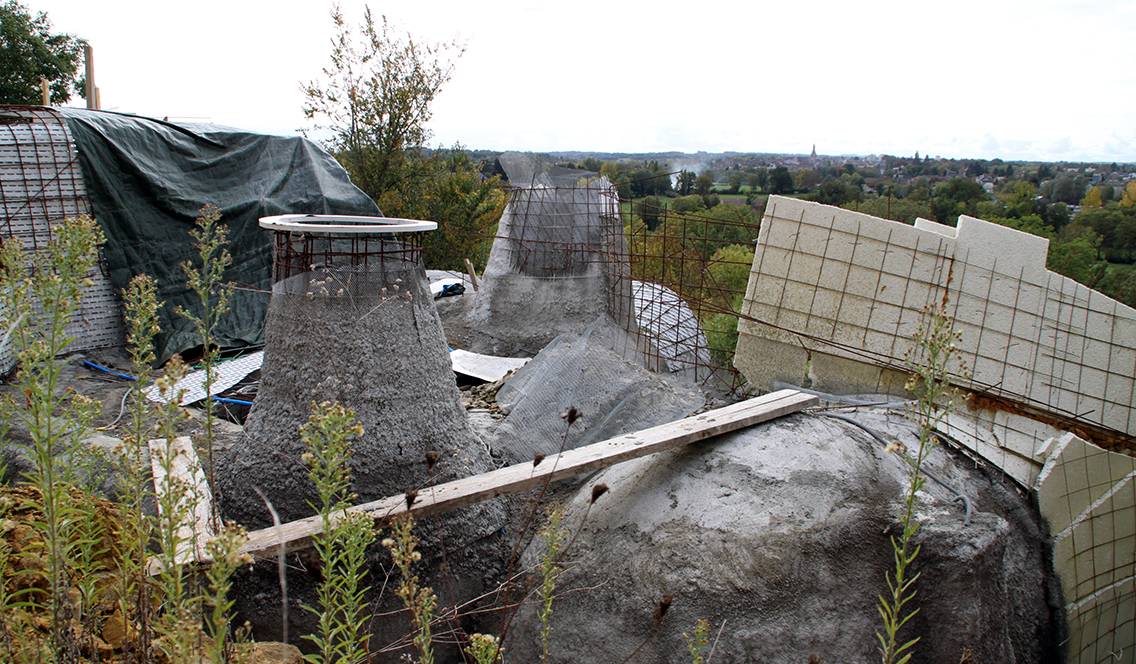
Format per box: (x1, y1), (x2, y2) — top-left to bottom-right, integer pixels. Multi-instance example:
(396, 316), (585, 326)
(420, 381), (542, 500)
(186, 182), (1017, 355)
(735, 196), (1136, 439)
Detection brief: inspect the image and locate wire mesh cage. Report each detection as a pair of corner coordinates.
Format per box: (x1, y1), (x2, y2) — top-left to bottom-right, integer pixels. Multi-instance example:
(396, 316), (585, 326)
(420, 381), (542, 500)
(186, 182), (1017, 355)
(265, 215), (435, 284)
(478, 181), (760, 391)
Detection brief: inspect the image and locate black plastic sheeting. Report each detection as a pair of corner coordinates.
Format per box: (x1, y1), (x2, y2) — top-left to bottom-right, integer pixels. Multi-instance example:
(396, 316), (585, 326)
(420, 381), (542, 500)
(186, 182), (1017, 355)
(62, 109), (380, 361)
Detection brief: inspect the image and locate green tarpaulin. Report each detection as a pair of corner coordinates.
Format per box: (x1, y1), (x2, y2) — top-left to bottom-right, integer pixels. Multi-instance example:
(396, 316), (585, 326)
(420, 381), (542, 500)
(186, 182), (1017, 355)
(62, 109), (379, 361)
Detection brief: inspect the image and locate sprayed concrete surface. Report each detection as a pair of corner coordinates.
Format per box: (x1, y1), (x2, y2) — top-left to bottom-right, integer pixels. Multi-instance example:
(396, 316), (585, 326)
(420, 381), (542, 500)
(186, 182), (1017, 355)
(492, 318), (705, 465)
(507, 411), (1057, 663)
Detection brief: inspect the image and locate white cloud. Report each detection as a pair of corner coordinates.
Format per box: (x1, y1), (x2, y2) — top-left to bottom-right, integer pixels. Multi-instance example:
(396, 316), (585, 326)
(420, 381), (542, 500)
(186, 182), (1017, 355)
(26, 0), (1135, 161)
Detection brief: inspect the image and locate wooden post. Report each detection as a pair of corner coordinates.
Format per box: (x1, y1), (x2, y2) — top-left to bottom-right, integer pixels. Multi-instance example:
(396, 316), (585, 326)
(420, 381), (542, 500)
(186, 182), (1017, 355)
(84, 44), (96, 109)
(463, 258), (480, 291)
(95, 87), (101, 111)
(40, 79), (50, 105)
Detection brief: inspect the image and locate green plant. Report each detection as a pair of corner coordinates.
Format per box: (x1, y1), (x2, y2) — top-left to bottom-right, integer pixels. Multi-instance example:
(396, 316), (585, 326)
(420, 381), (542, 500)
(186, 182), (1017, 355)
(0, 215), (104, 654)
(177, 203), (233, 512)
(300, 401), (376, 664)
(875, 302), (968, 664)
(117, 273), (162, 660)
(204, 523), (251, 664)
(465, 632), (503, 664)
(537, 506), (566, 664)
(384, 515), (436, 664)
(151, 355), (206, 661)
(683, 618), (711, 664)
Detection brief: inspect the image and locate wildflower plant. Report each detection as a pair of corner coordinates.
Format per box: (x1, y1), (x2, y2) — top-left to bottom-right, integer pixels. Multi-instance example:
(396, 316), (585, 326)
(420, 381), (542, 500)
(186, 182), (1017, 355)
(385, 515), (436, 664)
(117, 273), (162, 658)
(537, 505), (567, 664)
(176, 203), (233, 511)
(0, 215), (105, 654)
(465, 632), (503, 664)
(683, 618), (711, 664)
(875, 302), (969, 664)
(300, 401), (376, 664)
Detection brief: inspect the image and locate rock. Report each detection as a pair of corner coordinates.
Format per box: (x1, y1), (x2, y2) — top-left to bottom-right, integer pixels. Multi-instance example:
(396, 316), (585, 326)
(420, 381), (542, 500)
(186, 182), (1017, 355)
(505, 411), (1057, 663)
(239, 642), (304, 664)
(101, 607), (133, 650)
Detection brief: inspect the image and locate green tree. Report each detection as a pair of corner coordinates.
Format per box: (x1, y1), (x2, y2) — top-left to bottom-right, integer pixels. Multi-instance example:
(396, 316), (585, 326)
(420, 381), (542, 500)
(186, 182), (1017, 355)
(842, 196), (934, 225)
(1080, 186), (1104, 208)
(767, 166), (793, 194)
(671, 195), (706, 213)
(1050, 225), (1107, 287)
(747, 168), (768, 193)
(302, 6), (463, 201)
(638, 195), (664, 229)
(694, 172), (714, 196)
(381, 149), (506, 270)
(676, 170), (696, 195)
(930, 177), (987, 222)
(816, 178), (861, 206)
(0, 1), (84, 104)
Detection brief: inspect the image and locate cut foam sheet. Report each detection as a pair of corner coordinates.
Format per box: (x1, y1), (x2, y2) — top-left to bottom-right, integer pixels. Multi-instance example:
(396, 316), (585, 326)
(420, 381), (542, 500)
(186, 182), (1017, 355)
(144, 351), (264, 406)
(145, 347), (530, 404)
(450, 348), (530, 382)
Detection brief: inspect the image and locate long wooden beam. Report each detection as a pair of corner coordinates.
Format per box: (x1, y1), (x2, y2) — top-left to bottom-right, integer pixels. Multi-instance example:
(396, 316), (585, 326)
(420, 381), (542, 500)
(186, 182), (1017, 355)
(233, 389), (816, 561)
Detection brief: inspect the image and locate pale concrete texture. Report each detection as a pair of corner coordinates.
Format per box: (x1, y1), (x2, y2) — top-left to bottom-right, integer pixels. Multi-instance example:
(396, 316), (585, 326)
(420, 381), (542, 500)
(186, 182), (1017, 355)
(1035, 432), (1135, 663)
(733, 197), (1136, 662)
(735, 196), (1136, 439)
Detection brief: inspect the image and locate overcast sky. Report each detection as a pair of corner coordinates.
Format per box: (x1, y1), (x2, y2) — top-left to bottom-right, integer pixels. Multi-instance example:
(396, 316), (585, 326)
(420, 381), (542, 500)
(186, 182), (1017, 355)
(28, 0), (1136, 162)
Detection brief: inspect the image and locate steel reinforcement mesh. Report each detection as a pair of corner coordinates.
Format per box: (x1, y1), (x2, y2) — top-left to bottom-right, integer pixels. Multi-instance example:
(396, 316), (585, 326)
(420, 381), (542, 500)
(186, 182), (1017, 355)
(271, 230), (424, 283)
(0, 105), (123, 372)
(480, 182), (759, 391)
(619, 200), (758, 389)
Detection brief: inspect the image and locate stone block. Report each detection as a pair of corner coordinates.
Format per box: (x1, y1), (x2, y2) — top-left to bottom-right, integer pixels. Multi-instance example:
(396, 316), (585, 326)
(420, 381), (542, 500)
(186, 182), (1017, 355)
(811, 288), (842, 322)
(797, 219), (835, 253)
(866, 302), (902, 334)
(907, 250), (941, 285)
(754, 246), (790, 280)
(1081, 338), (1112, 371)
(818, 259), (851, 291)
(732, 333), (809, 391)
(957, 215), (1049, 280)
(864, 329), (896, 357)
(914, 217), (957, 238)
(832, 318), (866, 348)
(883, 222), (920, 249)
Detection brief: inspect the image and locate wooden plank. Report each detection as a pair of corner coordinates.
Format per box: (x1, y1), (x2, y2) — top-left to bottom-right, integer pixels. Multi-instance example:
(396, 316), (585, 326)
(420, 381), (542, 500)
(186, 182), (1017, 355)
(148, 436), (215, 572)
(464, 258), (480, 291)
(233, 389), (817, 562)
